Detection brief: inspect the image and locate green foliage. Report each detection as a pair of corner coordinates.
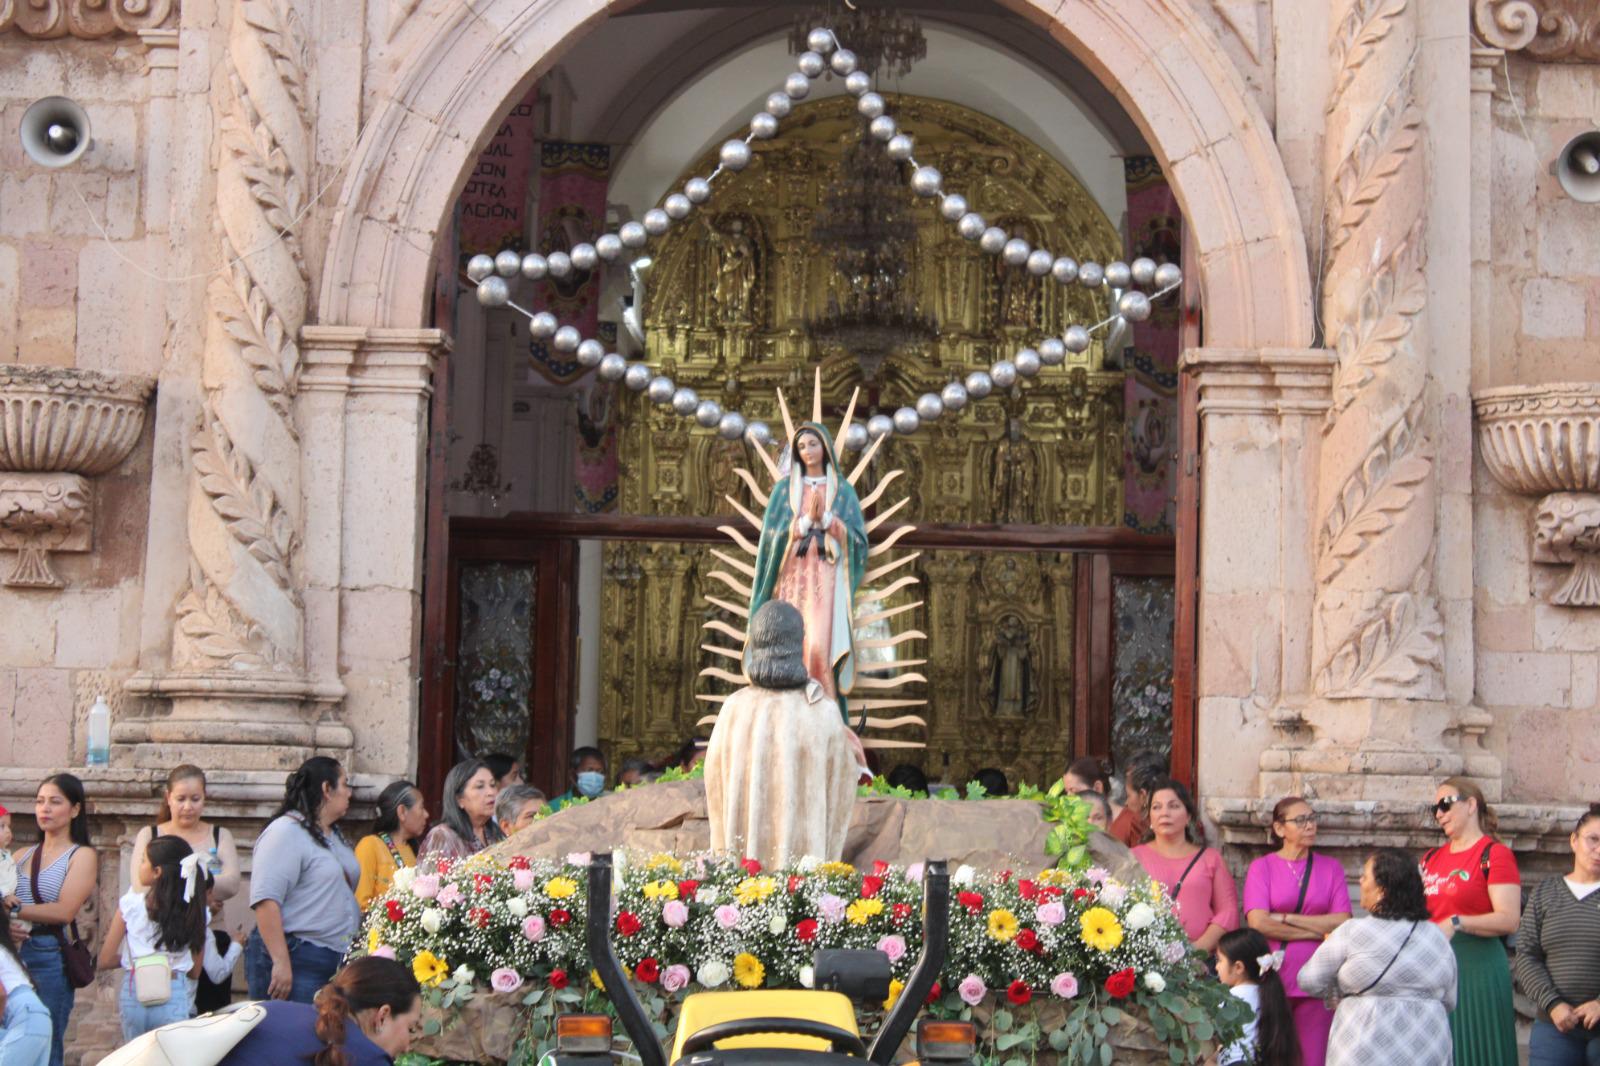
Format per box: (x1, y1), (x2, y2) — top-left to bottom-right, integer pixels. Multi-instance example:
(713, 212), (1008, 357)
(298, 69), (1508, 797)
(656, 761), (706, 783)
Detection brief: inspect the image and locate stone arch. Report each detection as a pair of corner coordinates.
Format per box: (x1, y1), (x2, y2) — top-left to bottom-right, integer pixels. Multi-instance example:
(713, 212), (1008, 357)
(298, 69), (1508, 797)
(317, 0), (1313, 349)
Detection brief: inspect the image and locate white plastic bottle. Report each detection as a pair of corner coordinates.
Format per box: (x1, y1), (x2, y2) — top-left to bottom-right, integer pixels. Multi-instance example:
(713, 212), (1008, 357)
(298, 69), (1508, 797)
(86, 695), (111, 767)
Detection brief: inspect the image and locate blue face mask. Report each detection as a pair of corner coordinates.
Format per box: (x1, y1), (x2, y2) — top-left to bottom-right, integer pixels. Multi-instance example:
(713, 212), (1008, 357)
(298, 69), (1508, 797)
(576, 771), (605, 798)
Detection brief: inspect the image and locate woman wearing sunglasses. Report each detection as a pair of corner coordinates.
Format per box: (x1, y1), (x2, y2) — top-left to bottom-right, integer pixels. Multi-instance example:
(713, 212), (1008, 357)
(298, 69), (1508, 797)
(1243, 796), (1352, 1066)
(1514, 803), (1600, 1066)
(1420, 777), (1521, 1066)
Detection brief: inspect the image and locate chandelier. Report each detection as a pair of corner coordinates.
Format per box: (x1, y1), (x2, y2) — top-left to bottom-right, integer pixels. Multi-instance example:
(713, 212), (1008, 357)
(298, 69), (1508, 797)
(789, 3), (927, 80)
(806, 128), (939, 380)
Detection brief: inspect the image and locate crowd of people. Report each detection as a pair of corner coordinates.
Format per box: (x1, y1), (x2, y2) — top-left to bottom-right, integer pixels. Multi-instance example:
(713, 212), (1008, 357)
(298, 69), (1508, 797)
(0, 748), (1594, 1065)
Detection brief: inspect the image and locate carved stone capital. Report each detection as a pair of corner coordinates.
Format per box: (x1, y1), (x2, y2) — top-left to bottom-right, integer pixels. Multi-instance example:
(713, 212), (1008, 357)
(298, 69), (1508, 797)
(0, 474), (90, 587)
(0, 0), (176, 38)
(1180, 347), (1336, 417)
(1473, 0), (1600, 62)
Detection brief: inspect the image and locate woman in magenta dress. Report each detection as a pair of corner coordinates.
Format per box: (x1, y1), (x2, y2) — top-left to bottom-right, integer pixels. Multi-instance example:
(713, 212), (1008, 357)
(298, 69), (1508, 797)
(1244, 796), (1352, 1066)
(1131, 779), (1238, 953)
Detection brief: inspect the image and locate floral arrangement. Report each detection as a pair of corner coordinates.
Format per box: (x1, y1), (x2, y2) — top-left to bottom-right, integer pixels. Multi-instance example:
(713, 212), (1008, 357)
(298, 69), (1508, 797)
(363, 850), (1244, 1066)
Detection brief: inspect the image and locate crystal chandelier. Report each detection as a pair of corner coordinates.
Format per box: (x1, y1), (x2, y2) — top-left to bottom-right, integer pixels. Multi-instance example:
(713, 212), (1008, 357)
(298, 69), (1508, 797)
(806, 128), (939, 380)
(789, 3), (927, 79)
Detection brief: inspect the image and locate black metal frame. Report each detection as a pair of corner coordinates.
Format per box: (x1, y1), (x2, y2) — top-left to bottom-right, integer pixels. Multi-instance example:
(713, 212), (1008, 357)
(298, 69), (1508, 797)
(587, 855), (669, 1066)
(868, 860), (948, 1064)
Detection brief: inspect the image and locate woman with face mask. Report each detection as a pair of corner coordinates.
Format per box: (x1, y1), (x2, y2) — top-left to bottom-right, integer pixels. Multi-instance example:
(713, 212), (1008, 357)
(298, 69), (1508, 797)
(418, 760), (504, 861)
(549, 748), (608, 812)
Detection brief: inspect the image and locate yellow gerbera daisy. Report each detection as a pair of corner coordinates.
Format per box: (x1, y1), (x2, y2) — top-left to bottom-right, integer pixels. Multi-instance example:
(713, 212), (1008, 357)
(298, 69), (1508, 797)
(643, 879), (680, 900)
(733, 953), (766, 989)
(590, 969), (606, 991)
(1079, 906), (1124, 952)
(882, 978), (905, 1011)
(366, 925), (381, 954)
(846, 898), (884, 925)
(816, 861), (856, 877)
(412, 950), (449, 987)
(986, 908), (1020, 942)
(544, 876), (578, 899)
(1036, 868), (1073, 887)
(645, 853), (685, 874)
(734, 876), (778, 905)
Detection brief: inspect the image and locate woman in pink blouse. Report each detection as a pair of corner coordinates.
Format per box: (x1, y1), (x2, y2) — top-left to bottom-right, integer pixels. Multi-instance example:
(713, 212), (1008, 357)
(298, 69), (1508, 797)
(1132, 779), (1239, 953)
(1244, 796), (1351, 1066)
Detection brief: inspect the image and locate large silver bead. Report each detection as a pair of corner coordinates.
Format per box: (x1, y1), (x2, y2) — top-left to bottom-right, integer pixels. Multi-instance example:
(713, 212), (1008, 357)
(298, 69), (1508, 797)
(979, 227), (1008, 254)
(520, 253), (548, 280)
(597, 353), (627, 382)
(671, 387), (700, 416)
(494, 249), (522, 277)
(867, 413), (895, 439)
(868, 115), (897, 141)
(957, 212), (986, 241)
(1014, 348), (1042, 378)
(1001, 238), (1031, 266)
(642, 209), (671, 236)
(784, 73), (811, 100)
(845, 70), (871, 97)
(618, 221), (648, 248)
(910, 166), (942, 198)
(857, 92), (886, 119)
(841, 422), (869, 452)
(476, 276), (509, 307)
(530, 311), (558, 339)
(797, 51), (826, 78)
(718, 411), (747, 440)
(807, 27), (836, 54)
(766, 91), (793, 119)
(575, 338), (604, 365)
(915, 392), (945, 421)
(554, 326), (582, 353)
(892, 406), (920, 435)
(569, 243), (598, 272)
(990, 360), (1018, 388)
(746, 420), (773, 447)
(1051, 257), (1079, 285)
(1026, 249), (1053, 276)
(750, 112), (779, 140)
(1063, 324), (1091, 353)
(1154, 262), (1183, 289)
(719, 140), (752, 171)
(595, 234), (623, 261)
(886, 134), (915, 162)
(623, 364), (652, 392)
(1131, 257), (1158, 286)
(1078, 261), (1105, 288)
(1118, 290), (1153, 322)
(664, 193), (692, 220)
(695, 399), (724, 428)
(940, 380), (969, 412)
(466, 254), (496, 282)
(647, 375), (676, 404)
(546, 251), (573, 278)
(685, 177), (712, 204)
(1038, 337), (1066, 366)
(1104, 260), (1132, 289)
(964, 370), (994, 399)
(940, 193), (968, 221)
(830, 48), (858, 75)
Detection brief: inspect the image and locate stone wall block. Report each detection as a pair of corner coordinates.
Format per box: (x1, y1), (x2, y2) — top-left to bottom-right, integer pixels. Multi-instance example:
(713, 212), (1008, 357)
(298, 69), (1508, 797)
(47, 173), (140, 240)
(78, 239), (162, 375)
(1477, 604), (1533, 651)
(0, 173), (50, 239)
(53, 588), (129, 669)
(1533, 605), (1600, 653)
(1537, 198), (1600, 277)
(1477, 650), (1572, 708)
(341, 398), (429, 590)
(13, 667), (73, 765)
(1521, 277), (1587, 339)
(0, 243), (16, 359)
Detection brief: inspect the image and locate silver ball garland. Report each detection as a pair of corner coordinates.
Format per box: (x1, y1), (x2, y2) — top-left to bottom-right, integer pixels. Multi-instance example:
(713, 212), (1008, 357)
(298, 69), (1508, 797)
(784, 73), (811, 100)
(569, 243), (598, 272)
(845, 71), (872, 97)
(965, 370), (994, 399)
(1038, 337), (1066, 366)
(595, 234), (623, 261)
(575, 338), (605, 365)
(830, 48), (858, 75)
(766, 92), (793, 119)
(892, 407), (920, 435)
(842, 422), (869, 452)
(685, 177), (712, 204)
(915, 392), (945, 422)
(886, 134), (915, 162)
(1154, 262), (1183, 289)
(746, 420), (773, 447)
(1078, 261), (1104, 288)
(807, 27), (836, 54)
(530, 312), (557, 339)
(1051, 257), (1079, 285)
(638, 209), (668, 236)
(719, 140), (752, 171)
(1063, 324), (1091, 353)
(476, 276), (509, 307)
(1026, 249), (1054, 276)
(546, 251), (572, 278)
(857, 92), (886, 119)
(990, 360), (1018, 388)
(671, 387), (699, 416)
(941, 380), (969, 412)
(1118, 290), (1153, 322)
(553, 326), (581, 353)
(940, 193), (968, 221)
(520, 253), (548, 280)
(466, 254), (495, 282)
(717, 411), (747, 440)
(695, 399), (724, 428)
(619, 221), (648, 248)
(1014, 348), (1042, 378)
(1001, 238), (1031, 266)
(623, 364), (652, 392)
(750, 112), (779, 140)
(597, 353), (627, 382)
(647, 376), (675, 404)
(494, 249), (521, 277)
(910, 166), (942, 198)
(867, 413), (894, 439)
(869, 115), (897, 142)
(979, 227), (1007, 254)
(1104, 260), (1131, 289)
(664, 194), (692, 220)
(957, 213), (986, 241)
(797, 51), (826, 78)
(1131, 257), (1157, 286)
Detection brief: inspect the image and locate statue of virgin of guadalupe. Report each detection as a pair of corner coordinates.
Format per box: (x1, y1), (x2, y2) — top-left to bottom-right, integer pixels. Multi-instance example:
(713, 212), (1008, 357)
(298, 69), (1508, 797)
(745, 421), (868, 716)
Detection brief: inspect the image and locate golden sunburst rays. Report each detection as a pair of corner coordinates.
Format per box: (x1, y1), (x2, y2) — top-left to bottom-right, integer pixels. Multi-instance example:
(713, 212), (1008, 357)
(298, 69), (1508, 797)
(696, 370), (928, 750)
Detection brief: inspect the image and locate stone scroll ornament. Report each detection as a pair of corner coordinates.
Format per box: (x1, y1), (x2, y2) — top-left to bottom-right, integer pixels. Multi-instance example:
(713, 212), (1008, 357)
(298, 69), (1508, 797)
(1312, 0), (1444, 699)
(0, 0), (175, 38)
(466, 26), (1183, 453)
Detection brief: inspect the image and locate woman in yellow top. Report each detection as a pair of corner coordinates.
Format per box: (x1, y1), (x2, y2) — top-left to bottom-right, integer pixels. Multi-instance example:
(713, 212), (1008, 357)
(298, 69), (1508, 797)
(354, 781), (428, 910)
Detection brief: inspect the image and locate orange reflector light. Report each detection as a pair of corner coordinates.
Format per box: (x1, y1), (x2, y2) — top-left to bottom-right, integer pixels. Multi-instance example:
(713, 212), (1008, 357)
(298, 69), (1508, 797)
(917, 1019), (975, 1061)
(556, 1014), (614, 1053)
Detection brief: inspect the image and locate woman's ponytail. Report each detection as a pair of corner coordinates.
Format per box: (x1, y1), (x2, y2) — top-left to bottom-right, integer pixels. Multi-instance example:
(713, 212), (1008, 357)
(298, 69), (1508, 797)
(313, 983), (354, 1066)
(312, 956), (420, 1066)
(1217, 928), (1302, 1066)
(143, 836), (208, 955)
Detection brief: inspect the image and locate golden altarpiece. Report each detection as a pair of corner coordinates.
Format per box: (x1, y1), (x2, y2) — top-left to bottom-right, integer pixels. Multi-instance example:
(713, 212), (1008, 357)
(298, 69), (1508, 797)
(599, 96), (1126, 785)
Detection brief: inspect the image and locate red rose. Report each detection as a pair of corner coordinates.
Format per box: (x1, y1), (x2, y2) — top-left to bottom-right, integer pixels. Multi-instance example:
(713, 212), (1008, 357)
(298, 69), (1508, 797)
(787, 875), (803, 894)
(1038, 885), (1064, 899)
(1072, 888), (1092, 901)
(861, 876), (884, 898)
(508, 854), (531, 871)
(1105, 968), (1136, 998)
(872, 860), (890, 876)
(384, 900), (405, 923)
(1014, 929), (1040, 953)
(1018, 879), (1037, 901)
(436, 858), (454, 875)
(473, 873), (494, 893)
(1000, 869), (1013, 882)
(957, 891), (985, 915)
(616, 911), (643, 937)
(469, 907), (490, 929)
(795, 918), (819, 942)
(924, 981), (942, 1005)
(549, 968), (569, 990)
(891, 903), (912, 924)
(635, 958), (661, 984)
(677, 880), (700, 900)
(1007, 980), (1031, 1005)
(550, 909), (572, 927)
(741, 858), (762, 876)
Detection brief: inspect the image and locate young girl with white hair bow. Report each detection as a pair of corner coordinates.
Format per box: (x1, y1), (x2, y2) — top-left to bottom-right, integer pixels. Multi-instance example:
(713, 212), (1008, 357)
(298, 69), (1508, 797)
(1216, 927), (1303, 1066)
(97, 836), (209, 1042)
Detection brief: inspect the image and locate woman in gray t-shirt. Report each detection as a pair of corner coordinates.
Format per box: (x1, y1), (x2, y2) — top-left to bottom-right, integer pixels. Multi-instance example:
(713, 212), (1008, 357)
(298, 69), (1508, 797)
(245, 757), (360, 1004)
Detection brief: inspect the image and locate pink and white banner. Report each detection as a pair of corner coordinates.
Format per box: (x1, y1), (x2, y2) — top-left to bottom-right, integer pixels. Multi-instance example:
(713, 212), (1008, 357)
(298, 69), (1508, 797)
(458, 88), (539, 258)
(1121, 157), (1182, 535)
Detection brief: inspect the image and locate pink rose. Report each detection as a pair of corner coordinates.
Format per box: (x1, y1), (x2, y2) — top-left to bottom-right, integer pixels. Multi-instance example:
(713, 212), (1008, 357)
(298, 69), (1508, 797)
(958, 974), (987, 1006)
(435, 883), (463, 909)
(662, 900), (689, 928)
(491, 967), (525, 994)
(904, 862), (925, 883)
(567, 852), (592, 866)
(1035, 900), (1066, 926)
(513, 868), (536, 892)
(876, 935), (906, 963)
(522, 915), (546, 942)
(371, 945), (396, 960)
(819, 894), (846, 923)
(1050, 972), (1079, 999)
(1085, 866), (1109, 885)
(714, 904), (741, 930)
(411, 874), (440, 899)
(1161, 940), (1187, 965)
(661, 964), (691, 993)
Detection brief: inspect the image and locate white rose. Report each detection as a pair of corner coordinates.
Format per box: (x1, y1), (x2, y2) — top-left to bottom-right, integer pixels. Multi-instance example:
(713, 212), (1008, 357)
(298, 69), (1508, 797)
(799, 965), (816, 989)
(952, 865), (976, 886)
(1125, 902), (1157, 931)
(420, 908), (443, 934)
(507, 897), (530, 918)
(453, 965), (476, 985)
(1143, 971), (1166, 993)
(390, 867), (416, 893)
(768, 915), (787, 935)
(698, 887), (719, 905)
(697, 961), (730, 988)
(798, 855), (820, 872)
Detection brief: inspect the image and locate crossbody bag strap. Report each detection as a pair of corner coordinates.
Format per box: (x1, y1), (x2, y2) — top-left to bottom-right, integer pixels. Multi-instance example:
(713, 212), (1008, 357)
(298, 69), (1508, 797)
(1171, 848), (1207, 900)
(28, 845), (65, 943)
(1352, 920), (1418, 996)
(1292, 853), (1315, 914)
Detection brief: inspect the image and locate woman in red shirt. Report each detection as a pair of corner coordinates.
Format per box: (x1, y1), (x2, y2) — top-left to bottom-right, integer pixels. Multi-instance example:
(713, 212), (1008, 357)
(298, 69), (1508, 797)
(1419, 777), (1520, 1066)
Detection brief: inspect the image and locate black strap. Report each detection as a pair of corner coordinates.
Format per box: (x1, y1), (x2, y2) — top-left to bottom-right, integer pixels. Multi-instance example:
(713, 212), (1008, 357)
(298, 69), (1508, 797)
(1171, 848), (1207, 900)
(1292, 853), (1316, 915)
(213, 823), (221, 847)
(1477, 838), (1495, 880)
(1352, 920), (1417, 996)
(27, 845), (84, 945)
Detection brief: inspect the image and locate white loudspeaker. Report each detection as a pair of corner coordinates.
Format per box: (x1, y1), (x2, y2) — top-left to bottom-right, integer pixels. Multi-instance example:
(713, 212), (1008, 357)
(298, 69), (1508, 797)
(20, 97), (91, 168)
(1554, 130), (1600, 203)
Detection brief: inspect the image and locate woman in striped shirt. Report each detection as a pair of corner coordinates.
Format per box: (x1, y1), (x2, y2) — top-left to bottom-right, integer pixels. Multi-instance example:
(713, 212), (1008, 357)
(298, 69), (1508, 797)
(1515, 803), (1600, 1066)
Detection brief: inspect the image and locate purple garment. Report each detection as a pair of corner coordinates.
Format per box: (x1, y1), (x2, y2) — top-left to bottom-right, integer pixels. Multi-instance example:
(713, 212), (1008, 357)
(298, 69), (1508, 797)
(1242, 852), (1352, 998)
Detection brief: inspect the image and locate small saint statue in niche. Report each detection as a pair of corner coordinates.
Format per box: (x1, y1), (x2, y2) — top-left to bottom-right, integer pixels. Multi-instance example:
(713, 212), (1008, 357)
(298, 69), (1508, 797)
(711, 218), (758, 324)
(988, 418), (1037, 524)
(986, 613), (1035, 718)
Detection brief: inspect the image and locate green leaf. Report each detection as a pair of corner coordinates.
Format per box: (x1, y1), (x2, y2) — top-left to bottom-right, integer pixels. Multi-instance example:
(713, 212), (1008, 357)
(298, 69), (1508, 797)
(1100, 1006), (1121, 1026)
(1047, 1028), (1070, 1053)
(995, 1033), (1028, 1051)
(992, 1009), (1013, 1032)
(422, 1018), (441, 1036)
(1099, 1041), (1112, 1066)
(965, 781), (989, 801)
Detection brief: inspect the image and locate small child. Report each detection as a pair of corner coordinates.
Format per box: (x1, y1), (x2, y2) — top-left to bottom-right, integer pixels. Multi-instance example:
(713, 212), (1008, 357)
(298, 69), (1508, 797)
(1215, 927), (1302, 1066)
(0, 805), (16, 904)
(98, 835), (209, 1041)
